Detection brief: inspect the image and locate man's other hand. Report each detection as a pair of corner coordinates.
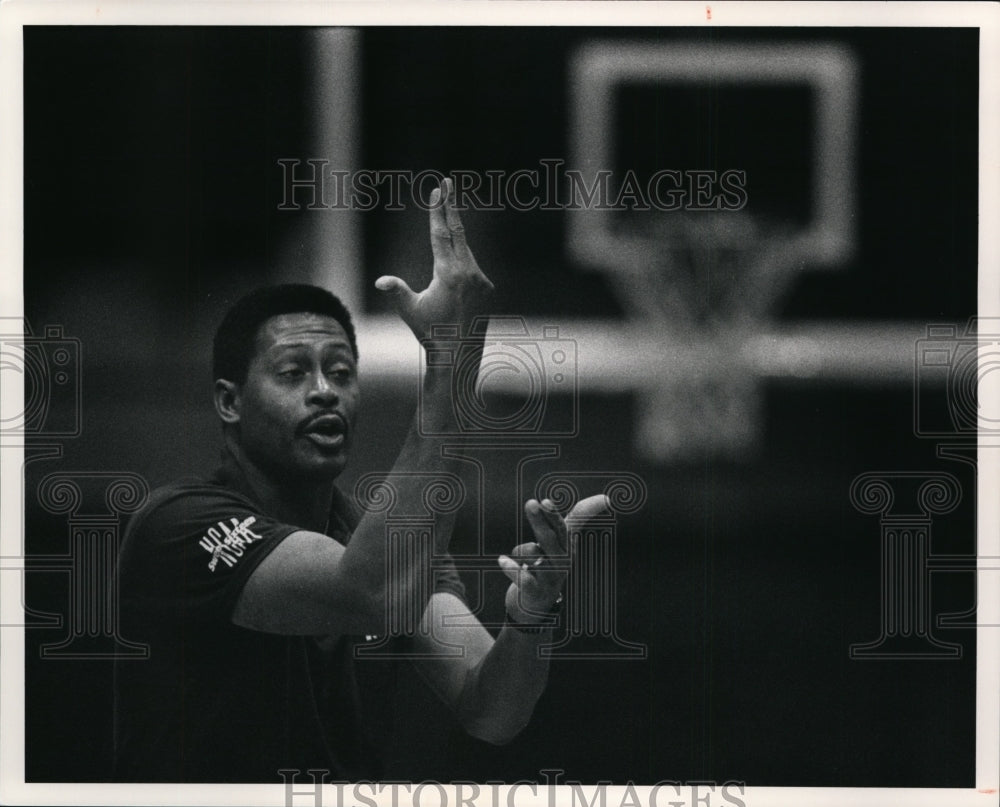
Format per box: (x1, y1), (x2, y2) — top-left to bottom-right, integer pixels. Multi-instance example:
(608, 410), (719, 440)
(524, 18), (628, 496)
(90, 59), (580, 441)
(499, 493), (610, 623)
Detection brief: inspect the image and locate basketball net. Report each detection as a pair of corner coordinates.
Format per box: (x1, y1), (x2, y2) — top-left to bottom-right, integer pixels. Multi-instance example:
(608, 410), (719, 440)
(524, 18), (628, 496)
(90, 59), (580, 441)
(612, 211), (797, 459)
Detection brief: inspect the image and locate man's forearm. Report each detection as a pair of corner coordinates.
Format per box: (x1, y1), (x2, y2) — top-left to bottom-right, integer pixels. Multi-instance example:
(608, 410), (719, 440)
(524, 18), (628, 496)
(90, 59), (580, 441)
(456, 622), (553, 745)
(333, 368), (469, 632)
(334, 175), (492, 634)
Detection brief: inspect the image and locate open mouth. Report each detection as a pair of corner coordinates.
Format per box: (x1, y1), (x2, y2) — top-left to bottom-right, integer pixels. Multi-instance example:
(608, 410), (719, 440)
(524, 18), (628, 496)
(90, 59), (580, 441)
(301, 414), (347, 449)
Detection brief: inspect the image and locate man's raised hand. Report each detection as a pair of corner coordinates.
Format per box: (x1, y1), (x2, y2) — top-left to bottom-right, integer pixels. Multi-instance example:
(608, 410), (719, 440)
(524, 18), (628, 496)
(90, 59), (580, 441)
(375, 177), (494, 340)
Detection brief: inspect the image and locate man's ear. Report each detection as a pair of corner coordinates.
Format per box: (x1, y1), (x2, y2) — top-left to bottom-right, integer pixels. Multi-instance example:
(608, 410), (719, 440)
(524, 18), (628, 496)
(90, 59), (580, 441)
(214, 379), (242, 425)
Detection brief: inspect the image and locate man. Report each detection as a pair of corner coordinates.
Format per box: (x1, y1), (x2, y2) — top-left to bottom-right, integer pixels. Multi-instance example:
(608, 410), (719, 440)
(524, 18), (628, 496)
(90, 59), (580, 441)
(113, 178), (607, 782)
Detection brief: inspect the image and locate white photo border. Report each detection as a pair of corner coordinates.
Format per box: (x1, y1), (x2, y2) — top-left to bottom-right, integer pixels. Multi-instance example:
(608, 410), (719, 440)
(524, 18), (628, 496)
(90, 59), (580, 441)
(1, 2), (997, 806)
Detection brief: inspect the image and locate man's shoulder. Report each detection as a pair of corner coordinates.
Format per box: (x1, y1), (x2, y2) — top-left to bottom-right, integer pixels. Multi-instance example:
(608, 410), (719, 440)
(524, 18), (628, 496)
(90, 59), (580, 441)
(124, 473), (258, 542)
(145, 472), (249, 506)
(118, 471), (297, 595)
(123, 469), (358, 550)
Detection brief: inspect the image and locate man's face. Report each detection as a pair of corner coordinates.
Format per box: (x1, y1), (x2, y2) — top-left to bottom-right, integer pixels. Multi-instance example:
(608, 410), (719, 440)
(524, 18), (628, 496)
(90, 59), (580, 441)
(234, 312), (360, 481)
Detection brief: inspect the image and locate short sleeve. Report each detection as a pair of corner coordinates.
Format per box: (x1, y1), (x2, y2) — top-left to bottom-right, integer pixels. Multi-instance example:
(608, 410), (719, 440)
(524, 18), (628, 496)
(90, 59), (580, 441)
(118, 482), (300, 624)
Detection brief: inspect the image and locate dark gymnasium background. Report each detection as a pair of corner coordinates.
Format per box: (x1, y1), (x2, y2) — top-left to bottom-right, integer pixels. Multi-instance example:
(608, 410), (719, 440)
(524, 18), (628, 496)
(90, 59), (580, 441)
(22, 27), (977, 786)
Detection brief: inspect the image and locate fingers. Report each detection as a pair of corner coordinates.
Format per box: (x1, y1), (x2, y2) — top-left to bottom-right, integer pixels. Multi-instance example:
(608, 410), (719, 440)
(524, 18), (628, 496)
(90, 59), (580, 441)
(497, 552), (562, 597)
(524, 498), (568, 559)
(429, 178), (479, 266)
(501, 514), (570, 616)
(498, 554), (525, 587)
(381, 175), (495, 342)
(373, 275), (412, 296)
(374, 275), (418, 330)
(565, 493), (611, 530)
(509, 541), (547, 569)
(442, 177), (469, 253)
(427, 186), (451, 264)
(427, 178), (495, 300)
(498, 494), (608, 620)
(499, 550), (565, 622)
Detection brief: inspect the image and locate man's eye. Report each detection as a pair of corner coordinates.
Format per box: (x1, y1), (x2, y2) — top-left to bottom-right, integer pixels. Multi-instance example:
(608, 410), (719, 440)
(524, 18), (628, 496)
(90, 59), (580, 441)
(278, 367), (305, 378)
(326, 366), (354, 380)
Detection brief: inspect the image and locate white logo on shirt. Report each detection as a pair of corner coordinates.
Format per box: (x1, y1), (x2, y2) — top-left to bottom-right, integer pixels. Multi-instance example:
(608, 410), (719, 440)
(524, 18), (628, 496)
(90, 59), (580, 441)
(199, 516), (264, 572)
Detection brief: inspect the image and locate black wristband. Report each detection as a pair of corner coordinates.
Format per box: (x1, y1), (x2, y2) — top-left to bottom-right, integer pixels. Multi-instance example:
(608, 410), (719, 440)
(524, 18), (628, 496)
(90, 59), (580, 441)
(504, 610), (550, 634)
(504, 593), (564, 634)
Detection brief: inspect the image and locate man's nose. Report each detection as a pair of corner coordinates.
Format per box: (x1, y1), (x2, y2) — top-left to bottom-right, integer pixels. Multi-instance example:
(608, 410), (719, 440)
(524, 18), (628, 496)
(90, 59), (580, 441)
(306, 372), (339, 404)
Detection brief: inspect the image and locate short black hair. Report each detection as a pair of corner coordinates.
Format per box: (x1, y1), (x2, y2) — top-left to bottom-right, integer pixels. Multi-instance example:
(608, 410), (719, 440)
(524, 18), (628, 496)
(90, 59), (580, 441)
(213, 284), (358, 383)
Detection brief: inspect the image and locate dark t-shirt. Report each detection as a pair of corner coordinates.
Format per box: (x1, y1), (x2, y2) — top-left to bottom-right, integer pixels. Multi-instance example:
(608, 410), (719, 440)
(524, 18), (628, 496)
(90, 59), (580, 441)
(113, 463), (466, 783)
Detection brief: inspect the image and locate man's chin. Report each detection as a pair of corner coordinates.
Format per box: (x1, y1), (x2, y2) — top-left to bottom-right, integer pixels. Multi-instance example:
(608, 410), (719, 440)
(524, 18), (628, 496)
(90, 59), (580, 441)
(297, 450), (349, 480)
(267, 445), (348, 483)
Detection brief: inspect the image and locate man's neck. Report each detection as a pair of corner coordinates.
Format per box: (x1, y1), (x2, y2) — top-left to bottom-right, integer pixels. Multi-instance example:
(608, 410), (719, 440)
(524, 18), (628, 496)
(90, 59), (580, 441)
(219, 442), (335, 534)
